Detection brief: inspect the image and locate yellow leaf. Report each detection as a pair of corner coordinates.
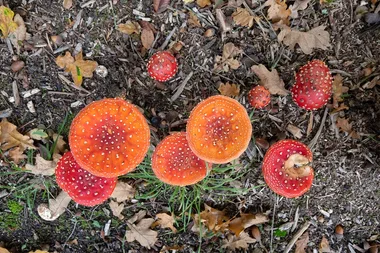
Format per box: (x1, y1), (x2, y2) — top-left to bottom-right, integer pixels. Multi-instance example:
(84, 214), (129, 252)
(0, 6), (18, 38)
(56, 51), (75, 69)
(0, 118), (36, 152)
(197, 0), (211, 8)
(251, 64), (288, 96)
(8, 14), (27, 54)
(228, 213), (269, 236)
(232, 8), (255, 28)
(218, 82), (240, 97)
(278, 26), (331, 54)
(118, 21), (141, 35)
(152, 213), (177, 233)
(265, 0), (291, 25)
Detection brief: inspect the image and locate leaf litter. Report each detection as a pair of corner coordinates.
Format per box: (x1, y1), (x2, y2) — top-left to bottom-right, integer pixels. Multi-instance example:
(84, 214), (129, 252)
(125, 210), (158, 249)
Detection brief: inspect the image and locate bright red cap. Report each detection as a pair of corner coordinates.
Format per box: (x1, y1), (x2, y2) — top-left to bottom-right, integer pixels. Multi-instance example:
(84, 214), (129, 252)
(147, 51), (178, 82)
(262, 139), (314, 198)
(55, 152), (117, 206)
(69, 98), (150, 178)
(152, 132), (210, 186)
(247, 85), (271, 109)
(186, 95), (252, 164)
(291, 60), (332, 110)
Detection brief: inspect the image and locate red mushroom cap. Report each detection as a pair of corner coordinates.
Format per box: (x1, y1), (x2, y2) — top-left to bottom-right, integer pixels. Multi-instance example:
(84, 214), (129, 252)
(152, 132), (210, 186)
(291, 60), (333, 110)
(247, 85), (271, 109)
(55, 152), (117, 206)
(262, 139), (314, 198)
(186, 95), (252, 164)
(69, 98), (150, 178)
(147, 51), (178, 82)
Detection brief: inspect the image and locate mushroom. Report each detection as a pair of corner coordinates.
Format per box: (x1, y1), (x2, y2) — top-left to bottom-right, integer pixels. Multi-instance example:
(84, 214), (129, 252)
(147, 51), (178, 82)
(151, 132), (210, 186)
(55, 152), (117, 206)
(291, 60), (333, 110)
(262, 139), (314, 198)
(247, 85), (271, 109)
(186, 95), (252, 164)
(69, 98), (150, 178)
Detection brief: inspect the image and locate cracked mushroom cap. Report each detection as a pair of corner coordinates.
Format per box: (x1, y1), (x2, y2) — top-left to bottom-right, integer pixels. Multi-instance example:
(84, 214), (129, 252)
(291, 60), (333, 110)
(69, 98), (150, 178)
(262, 139), (314, 198)
(147, 51), (178, 82)
(55, 152), (117, 206)
(186, 95), (252, 164)
(152, 132), (210, 186)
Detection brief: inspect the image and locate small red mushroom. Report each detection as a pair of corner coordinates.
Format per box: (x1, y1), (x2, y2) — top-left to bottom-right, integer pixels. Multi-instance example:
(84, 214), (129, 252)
(262, 139), (314, 198)
(247, 85), (271, 109)
(55, 152), (117, 206)
(152, 132), (211, 186)
(186, 95), (252, 164)
(291, 60), (333, 110)
(147, 51), (178, 82)
(69, 98), (150, 178)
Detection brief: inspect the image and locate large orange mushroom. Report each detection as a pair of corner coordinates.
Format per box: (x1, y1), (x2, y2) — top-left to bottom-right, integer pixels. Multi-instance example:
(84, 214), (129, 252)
(186, 95), (252, 164)
(69, 98), (150, 178)
(152, 132), (210, 186)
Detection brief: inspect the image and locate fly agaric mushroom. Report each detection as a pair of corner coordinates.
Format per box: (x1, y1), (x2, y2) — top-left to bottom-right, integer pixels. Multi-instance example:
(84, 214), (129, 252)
(147, 51), (178, 82)
(55, 152), (117, 206)
(247, 85), (271, 109)
(186, 95), (252, 164)
(152, 132), (210, 186)
(69, 98), (150, 178)
(291, 60), (333, 110)
(262, 139), (314, 198)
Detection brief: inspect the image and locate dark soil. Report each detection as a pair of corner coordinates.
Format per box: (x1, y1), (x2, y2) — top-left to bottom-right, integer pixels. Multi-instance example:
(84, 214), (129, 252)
(1, 0), (379, 252)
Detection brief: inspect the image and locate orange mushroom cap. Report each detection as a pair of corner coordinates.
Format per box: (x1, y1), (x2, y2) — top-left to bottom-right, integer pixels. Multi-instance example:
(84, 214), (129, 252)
(69, 98), (150, 178)
(152, 132), (210, 186)
(186, 95), (252, 164)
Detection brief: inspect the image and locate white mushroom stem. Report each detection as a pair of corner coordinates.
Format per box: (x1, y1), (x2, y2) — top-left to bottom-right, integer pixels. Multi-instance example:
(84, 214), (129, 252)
(283, 154), (312, 179)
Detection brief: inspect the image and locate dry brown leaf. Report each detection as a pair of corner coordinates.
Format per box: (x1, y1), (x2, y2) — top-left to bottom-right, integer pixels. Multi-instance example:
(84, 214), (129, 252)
(278, 26), (331, 54)
(8, 147), (27, 164)
(152, 213), (177, 233)
(126, 218), (158, 249)
(336, 117), (360, 139)
(154, 0), (170, 13)
(118, 21), (141, 35)
(0, 6), (18, 38)
(265, 0), (291, 25)
(63, 0), (73, 9)
(218, 82), (240, 97)
(37, 191), (72, 221)
(319, 236), (332, 252)
(228, 213), (269, 236)
(363, 76), (380, 89)
(232, 8), (255, 28)
(25, 153), (61, 176)
(222, 232), (256, 250)
(8, 14), (27, 54)
(197, 0), (211, 8)
(214, 43), (242, 72)
(111, 181), (136, 202)
(251, 64), (288, 96)
(141, 28), (155, 49)
(188, 11), (202, 27)
(0, 118), (36, 152)
(52, 133), (67, 154)
(197, 204), (230, 233)
(289, 0), (312, 18)
(56, 51), (98, 86)
(0, 247), (10, 253)
(109, 200), (125, 220)
(295, 231), (309, 253)
(332, 74), (349, 108)
(287, 124), (303, 139)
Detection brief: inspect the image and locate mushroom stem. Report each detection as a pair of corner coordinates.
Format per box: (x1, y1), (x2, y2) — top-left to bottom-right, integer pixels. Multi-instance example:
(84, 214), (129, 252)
(283, 154), (312, 179)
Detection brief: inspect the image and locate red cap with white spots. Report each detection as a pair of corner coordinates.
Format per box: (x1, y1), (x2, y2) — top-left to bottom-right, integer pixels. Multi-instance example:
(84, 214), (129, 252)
(147, 51), (178, 82)
(152, 132), (210, 186)
(55, 152), (117, 206)
(69, 98), (150, 178)
(291, 60), (333, 110)
(262, 139), (314, 198)
(186, 95), (252, 164)
(247, 85), (271, 109)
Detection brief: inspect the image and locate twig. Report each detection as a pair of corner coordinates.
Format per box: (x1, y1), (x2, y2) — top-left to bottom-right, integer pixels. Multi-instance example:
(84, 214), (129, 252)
(330, 69), (352, 77)
(63, 220), (78, 249)
(159, 27), (177, 51)
(195, 64), (235, 82)
(284, 222), (311, 253)
(58, 74), (91, 95)
(171, 71), (194, 102)
(308, 107), (329, 151)
(270, 195), (278, 253)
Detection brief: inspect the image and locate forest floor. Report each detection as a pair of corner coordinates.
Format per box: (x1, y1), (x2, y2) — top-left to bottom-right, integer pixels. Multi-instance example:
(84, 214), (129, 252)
(0, 0), (379, 252)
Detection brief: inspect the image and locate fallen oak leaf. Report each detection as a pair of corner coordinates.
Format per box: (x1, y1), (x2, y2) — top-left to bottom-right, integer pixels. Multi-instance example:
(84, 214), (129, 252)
(25, 153), (61, 176)
(214, 43), (242, 72)
(37, 191), (72, 221)
(110, 181), (136, 202)
(332, 74), (349, 108)
(222, 231), (256, 250)
(109, 200), (125, 220)
(287, 124), (303, 139)
(265, 0), (291, 25)
(52, 133), (67, 154)
(0, 118), (36, 152)
(289, 0), (312, 19)
(335, 117), (360, 139)
(197, 0), (211, 8)
(228, 213), (269, 236)
(188, 11), (202, 27)
(118, 20), (141, 35)
(251, 64), (289, 96)
(8, 14), (27, 54)
(126, 218), (158, 249)
(295, 231), (309, 253)
(232, 8), (255, 28)
(319, 236), (332, 252)
(278, 26), (331, 54)
(198, 204), (230, 233)
(152, 213), (177, 233)
(0, 247), (10, 253)
(218, 82), (240, 97)
(8, 147), (27, 164)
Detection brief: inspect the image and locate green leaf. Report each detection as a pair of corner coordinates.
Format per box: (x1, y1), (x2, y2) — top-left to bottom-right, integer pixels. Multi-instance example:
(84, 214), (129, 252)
(274, 229), (287, 238)
(29, 128), (48, 140)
